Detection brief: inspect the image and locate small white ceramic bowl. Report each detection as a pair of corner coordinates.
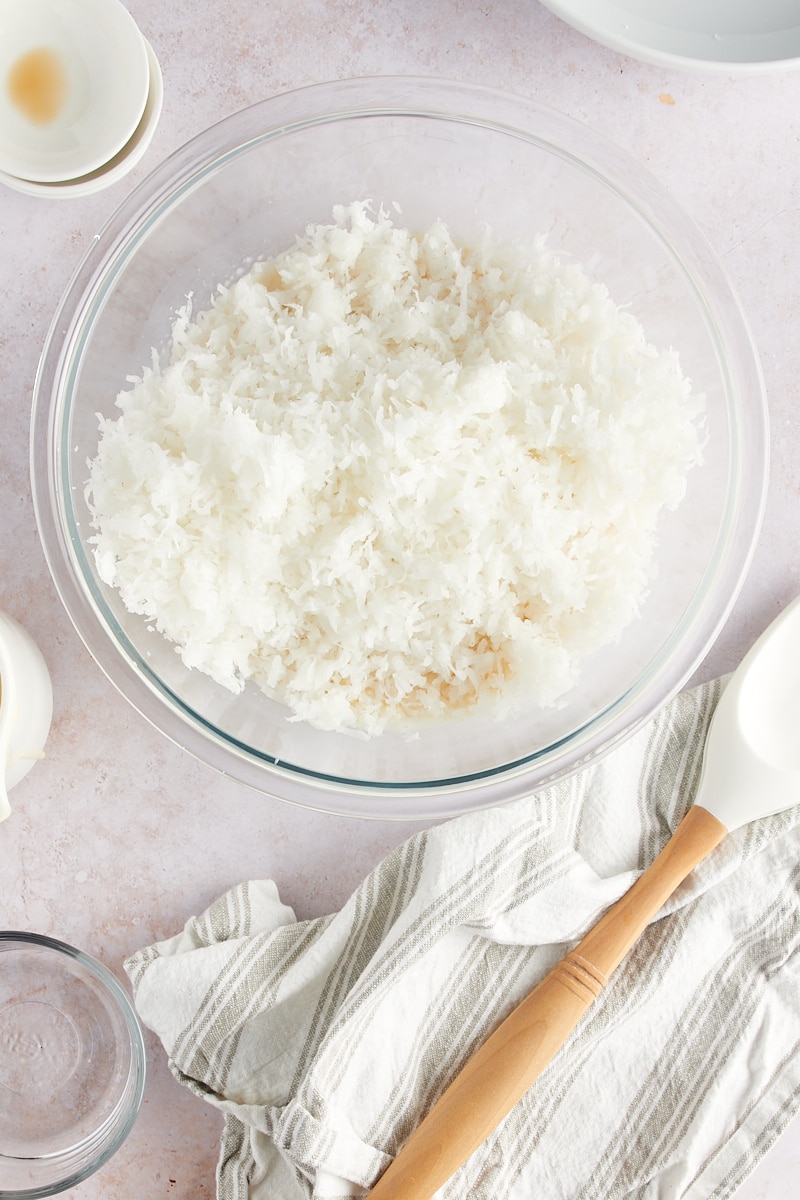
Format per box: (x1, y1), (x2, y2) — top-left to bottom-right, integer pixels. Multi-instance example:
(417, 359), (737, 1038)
(0, 0), (150, 183)
(0, 36), (162, 198)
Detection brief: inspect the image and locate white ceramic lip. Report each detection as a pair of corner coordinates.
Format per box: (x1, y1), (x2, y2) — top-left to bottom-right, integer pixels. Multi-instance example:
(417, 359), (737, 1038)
(0, 37), (162, 198)
(0, 931), (146, 1197)
(539, 0), (800, 73)
(0, 0), (149, 182)
(0, 611), (53, 822)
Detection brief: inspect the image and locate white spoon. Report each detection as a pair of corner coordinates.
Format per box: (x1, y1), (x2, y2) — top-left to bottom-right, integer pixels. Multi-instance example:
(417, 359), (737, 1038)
(368, 594), (800, 1200)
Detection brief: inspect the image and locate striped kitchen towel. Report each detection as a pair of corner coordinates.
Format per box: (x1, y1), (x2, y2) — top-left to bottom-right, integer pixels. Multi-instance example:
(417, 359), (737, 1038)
(125, 677), (800, 1200)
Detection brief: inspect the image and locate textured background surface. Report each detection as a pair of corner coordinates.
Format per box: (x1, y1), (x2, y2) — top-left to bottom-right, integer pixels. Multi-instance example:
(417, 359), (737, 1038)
(1, 2), (798, 1196)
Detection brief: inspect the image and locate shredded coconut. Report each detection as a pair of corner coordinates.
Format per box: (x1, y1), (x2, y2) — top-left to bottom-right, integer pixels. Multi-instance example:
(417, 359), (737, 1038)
(86, 201), (704, 734)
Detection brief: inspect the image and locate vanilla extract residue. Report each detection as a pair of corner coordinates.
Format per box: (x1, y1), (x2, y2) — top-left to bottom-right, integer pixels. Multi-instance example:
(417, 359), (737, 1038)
(8, 48), (66, 124)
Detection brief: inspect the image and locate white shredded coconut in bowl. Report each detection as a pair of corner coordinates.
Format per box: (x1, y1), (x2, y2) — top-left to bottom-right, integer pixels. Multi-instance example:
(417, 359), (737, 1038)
(86, 201), (704, 735)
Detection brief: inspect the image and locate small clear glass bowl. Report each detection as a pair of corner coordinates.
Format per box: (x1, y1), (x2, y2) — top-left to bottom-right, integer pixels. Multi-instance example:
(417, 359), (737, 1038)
(30, 77), (768, 820)
(0, 933), (145, 1198)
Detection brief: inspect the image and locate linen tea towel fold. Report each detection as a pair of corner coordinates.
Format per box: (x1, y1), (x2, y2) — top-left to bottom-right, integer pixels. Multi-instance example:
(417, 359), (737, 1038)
(126, 678), (800, 1200)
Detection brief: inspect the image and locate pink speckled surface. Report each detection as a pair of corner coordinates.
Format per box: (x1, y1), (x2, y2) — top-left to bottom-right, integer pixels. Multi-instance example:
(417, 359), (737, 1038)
(1, 2), (799, 1197)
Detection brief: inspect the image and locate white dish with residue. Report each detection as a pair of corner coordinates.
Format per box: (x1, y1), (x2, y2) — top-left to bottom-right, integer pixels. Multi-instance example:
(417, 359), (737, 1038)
(0, 37), (162, 198)
(0, 0), (150, 182)
(539, 0), (800, 73)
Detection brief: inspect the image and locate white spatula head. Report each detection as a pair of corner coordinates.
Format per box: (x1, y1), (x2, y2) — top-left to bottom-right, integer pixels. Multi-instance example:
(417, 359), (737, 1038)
(694, 594), (800, 832)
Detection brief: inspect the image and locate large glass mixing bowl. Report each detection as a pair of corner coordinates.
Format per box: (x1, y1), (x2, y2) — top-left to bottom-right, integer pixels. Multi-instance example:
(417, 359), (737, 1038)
(30, 77), (768, 819)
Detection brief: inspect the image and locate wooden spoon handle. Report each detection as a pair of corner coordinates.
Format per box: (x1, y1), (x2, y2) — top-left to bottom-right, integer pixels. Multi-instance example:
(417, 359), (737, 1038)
(367, 805), (727, 1200)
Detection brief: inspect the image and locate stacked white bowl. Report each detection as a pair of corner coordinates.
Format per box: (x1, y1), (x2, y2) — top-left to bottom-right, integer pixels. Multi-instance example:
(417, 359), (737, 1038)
(0, 0), (161, 197)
